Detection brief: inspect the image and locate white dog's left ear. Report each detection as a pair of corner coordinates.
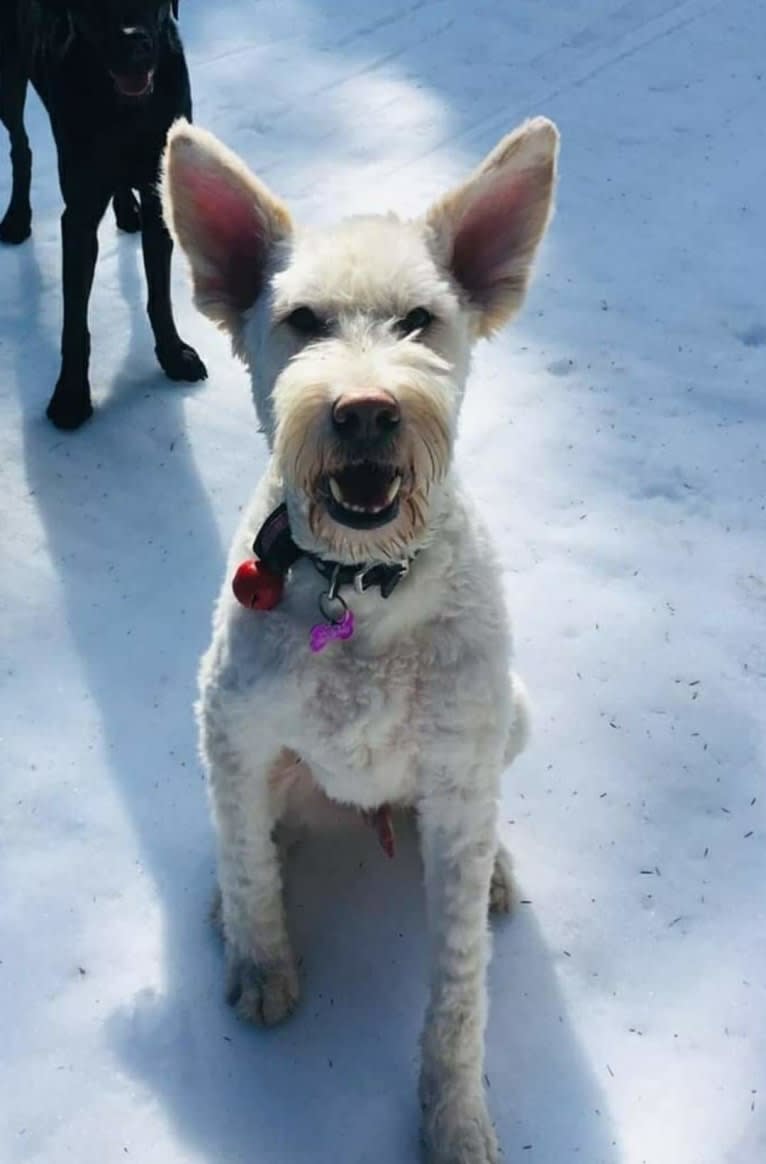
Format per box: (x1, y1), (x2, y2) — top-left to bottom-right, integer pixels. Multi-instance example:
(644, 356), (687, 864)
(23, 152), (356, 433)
(427, 117), (559, 336)
(161, 120), (292, 338)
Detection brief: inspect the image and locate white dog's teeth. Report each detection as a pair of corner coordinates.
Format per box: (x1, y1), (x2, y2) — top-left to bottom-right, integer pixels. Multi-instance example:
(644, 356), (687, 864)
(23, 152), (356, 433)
(330, 473), (400, 516)
(329, 477), (344, 503)
(385, 476), (402, 504)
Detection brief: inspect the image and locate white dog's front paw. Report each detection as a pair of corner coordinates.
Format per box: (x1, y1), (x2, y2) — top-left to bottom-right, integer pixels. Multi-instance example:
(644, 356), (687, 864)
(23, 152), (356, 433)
(225, 953), (300, 1027)
(421, 1092), (499, 1164)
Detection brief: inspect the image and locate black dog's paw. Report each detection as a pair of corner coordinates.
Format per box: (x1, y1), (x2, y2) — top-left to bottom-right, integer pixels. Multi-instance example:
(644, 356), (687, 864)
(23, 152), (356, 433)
(113, 190), (142, 234)
(157, 341), (208, 383)
(0, 207), (32, 246)
(46, 381), (94, 431)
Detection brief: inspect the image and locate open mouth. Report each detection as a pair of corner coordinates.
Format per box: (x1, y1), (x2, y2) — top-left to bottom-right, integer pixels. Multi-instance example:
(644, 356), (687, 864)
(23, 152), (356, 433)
(324, 463), (402, 530)
(110, 69), (155, 98)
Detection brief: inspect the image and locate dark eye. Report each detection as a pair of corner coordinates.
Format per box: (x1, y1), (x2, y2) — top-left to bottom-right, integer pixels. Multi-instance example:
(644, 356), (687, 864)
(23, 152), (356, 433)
(285, 306), (328, 338)
(396, 307), (434, 337)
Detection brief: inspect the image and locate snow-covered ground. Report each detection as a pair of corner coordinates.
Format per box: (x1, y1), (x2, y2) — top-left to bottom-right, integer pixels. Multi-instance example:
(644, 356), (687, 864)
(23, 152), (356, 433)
(1, 1), (764, 1161)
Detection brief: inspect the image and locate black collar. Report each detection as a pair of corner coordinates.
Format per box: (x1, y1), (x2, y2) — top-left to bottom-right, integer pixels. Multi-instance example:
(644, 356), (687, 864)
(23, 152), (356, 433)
(253, 504), (411, 600)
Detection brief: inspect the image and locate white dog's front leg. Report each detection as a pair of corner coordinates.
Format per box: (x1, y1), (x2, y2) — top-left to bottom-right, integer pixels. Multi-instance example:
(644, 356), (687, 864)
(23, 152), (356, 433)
(418, 789), (499, 1164)
(204, 722), (298, 1027)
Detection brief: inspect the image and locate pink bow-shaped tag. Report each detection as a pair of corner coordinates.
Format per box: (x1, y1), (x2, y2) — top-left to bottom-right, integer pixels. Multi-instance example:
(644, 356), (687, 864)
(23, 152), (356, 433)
(309, 608), (355, 653)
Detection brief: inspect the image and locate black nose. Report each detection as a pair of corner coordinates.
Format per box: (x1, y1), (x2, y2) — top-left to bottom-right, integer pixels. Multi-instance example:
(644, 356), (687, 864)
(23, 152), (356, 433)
(332, 393), (401, 442)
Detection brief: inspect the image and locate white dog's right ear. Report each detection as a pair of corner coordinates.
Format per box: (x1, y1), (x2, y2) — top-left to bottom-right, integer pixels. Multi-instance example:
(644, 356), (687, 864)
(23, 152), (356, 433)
(161, 120), (292, 336)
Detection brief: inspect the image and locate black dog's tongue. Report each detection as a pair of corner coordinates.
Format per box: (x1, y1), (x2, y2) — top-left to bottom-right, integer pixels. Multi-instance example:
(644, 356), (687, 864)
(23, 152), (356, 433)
(111, 71), (154, 98)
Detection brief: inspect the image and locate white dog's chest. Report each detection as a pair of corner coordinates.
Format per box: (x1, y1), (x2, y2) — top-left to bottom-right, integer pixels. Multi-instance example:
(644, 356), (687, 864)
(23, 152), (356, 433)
(290, 639), (422, 807)
(211, 503), (514, 812)
(218, 589), (431, 808)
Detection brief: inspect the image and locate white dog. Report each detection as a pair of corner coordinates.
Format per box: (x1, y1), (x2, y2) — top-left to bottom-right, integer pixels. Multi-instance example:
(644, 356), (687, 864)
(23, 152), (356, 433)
(162, 114), (558, 1163)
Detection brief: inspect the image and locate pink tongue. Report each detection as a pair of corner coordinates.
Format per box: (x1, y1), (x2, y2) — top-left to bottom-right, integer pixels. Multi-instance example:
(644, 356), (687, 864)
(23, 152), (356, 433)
(113, 72), (152, 96)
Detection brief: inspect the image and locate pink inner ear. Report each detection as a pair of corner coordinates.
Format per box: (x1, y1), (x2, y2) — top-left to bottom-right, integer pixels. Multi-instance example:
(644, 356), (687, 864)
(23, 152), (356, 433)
(450, 171), (537, 302)
(180, 165), (269, 311)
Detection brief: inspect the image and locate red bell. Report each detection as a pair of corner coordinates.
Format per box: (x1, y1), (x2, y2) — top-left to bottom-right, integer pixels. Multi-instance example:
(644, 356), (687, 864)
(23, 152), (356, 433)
(232, 559), (284, 611)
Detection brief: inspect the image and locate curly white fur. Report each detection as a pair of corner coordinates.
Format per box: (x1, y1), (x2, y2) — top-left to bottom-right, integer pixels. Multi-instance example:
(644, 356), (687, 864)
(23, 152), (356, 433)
(162, 115), (558, 1164)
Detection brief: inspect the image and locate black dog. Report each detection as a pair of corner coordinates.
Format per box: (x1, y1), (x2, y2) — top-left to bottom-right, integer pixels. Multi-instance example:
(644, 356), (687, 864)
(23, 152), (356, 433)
(0, 1), (206, 429)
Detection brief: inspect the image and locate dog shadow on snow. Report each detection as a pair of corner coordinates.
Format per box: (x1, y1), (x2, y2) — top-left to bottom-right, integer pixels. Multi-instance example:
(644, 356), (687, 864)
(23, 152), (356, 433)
(13, 233), (618, 1163)
(114, 821), (622, 1164)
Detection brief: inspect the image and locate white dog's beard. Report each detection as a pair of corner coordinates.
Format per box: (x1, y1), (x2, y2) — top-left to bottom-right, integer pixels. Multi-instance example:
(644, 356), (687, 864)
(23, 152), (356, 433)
(305, 479), (434, 562)
(278, 448), (443, 563)
(271, 336), (455, 561)
(275, 409), (451, 561)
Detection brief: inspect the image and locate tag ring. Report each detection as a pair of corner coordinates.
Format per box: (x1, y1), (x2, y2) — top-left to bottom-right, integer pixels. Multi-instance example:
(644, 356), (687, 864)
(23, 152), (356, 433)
(318, 588), (348, 625)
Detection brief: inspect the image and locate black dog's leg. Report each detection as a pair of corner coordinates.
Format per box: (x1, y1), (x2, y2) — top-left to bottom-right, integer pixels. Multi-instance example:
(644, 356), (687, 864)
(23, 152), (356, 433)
(0, 63), (32, 245)
(139, 184), (207, 383)
(46, 192), (111, 430)
(113, 186), (142, 234)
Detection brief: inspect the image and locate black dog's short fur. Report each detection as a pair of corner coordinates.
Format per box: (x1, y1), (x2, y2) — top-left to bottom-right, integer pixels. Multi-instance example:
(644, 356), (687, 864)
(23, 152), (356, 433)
(0, 1), (206, 429)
